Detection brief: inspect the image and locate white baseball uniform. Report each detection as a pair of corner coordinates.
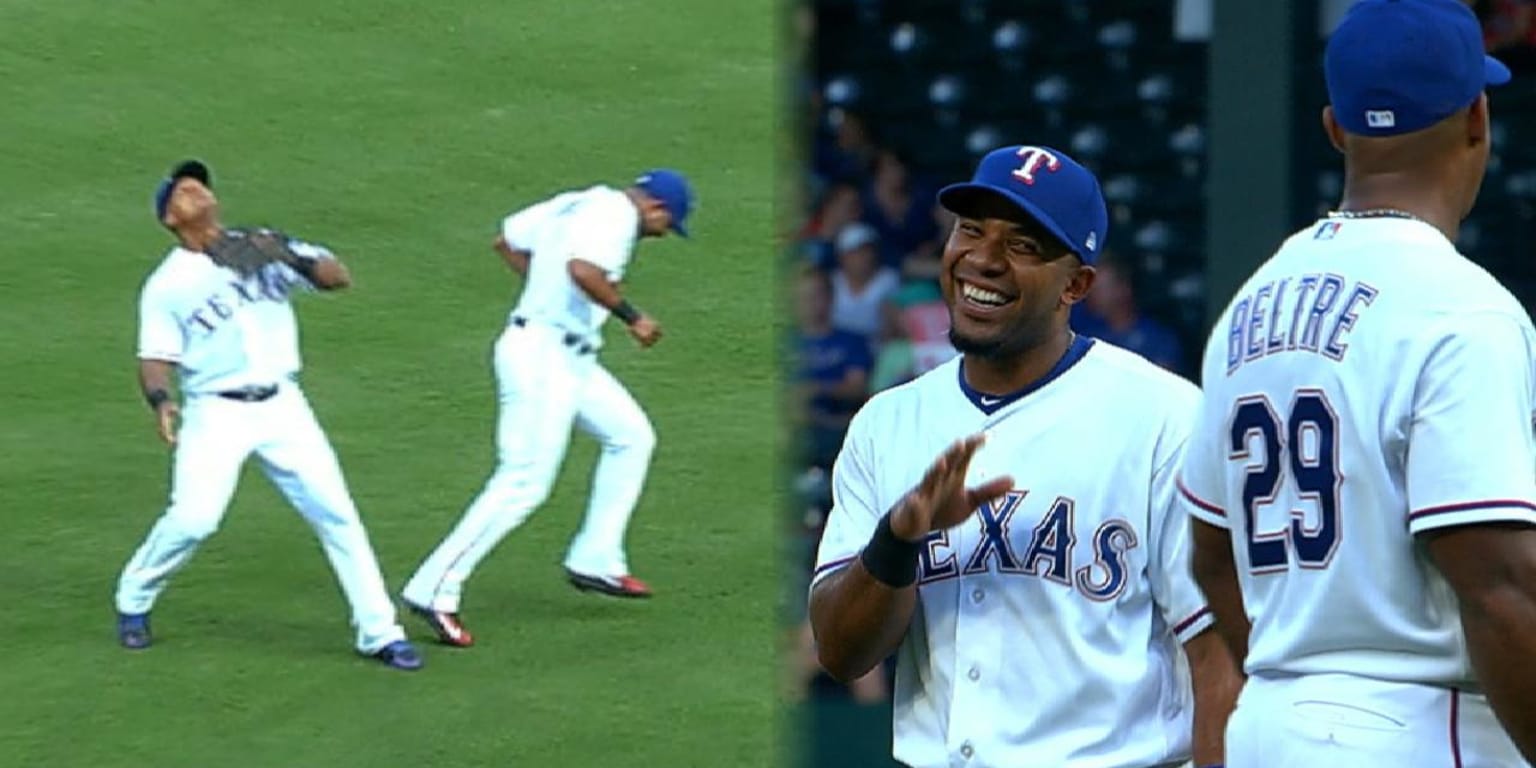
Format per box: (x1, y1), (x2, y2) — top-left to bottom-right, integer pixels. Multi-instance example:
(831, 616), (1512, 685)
(116, 239), (407, 654)
(1177, 215), (1536, 766)
(813, 337), (1214, 768)
(403, 184), (656, 611)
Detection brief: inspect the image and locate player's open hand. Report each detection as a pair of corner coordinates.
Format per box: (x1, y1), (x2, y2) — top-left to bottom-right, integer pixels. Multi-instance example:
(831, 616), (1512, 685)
(629, 314), (662, 348)
(155, 402), (180, 446)
(889, 433), (1013, 542)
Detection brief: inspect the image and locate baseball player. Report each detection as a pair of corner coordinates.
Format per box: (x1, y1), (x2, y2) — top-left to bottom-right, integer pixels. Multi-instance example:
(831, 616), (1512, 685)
(115, 160), (422, 671)
(809, 145), (1241, 768)
(401, 170), (693, 647)
(1181, 1), (1536, 765)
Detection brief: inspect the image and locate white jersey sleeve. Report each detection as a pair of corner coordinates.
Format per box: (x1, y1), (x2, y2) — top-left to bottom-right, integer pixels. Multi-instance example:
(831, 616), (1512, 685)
(503, 191), (631, 278)
(564, 203), (634, 280)
(1176, 369), (1230, 530)
(1149, 420), (1215, 643)
(1406, 312), (1536, 533)
(136, 275), (183, 362)
(811, 406), (884, 588)
(501, 200), (552, 251)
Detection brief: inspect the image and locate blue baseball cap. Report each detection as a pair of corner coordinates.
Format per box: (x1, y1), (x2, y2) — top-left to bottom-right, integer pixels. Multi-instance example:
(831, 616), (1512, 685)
(1325, 0), (1510, 137)
(937, 145), (1108, 264)
(635, 169), (694, 237)
(153, 159), (211, 223)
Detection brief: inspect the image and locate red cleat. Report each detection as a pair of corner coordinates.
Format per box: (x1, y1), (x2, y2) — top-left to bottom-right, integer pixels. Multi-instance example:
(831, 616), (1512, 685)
(567, 570), (653, 599)
(405, 601), (475, 647)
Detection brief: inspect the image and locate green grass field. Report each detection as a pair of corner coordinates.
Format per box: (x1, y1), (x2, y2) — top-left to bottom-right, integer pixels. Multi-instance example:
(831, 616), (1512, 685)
(0, 1), (780, 765)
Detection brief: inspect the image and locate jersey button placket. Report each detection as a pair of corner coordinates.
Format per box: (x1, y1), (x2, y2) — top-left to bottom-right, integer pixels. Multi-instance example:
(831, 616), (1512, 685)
(951, 454), (989, 768)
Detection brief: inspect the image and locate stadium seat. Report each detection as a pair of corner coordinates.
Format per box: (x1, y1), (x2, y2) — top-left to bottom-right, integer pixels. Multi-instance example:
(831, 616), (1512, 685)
(1101, 174), (1142, 206)
(1097, 19), (1139, 74)
(990, 19), (1031, 74)
(1069, 123), (1110, 161)
(965, 124), (1004, 157)
(821, 75), (862, 108)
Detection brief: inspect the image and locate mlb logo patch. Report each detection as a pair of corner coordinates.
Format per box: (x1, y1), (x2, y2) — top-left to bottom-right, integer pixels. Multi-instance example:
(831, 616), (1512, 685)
(1366, 110), (1396, 129)
(1314, 221), (1341, 240)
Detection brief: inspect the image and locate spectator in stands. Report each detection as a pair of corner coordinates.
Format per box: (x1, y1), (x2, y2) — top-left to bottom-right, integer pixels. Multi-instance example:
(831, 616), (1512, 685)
(799, 182), (865, 271)
(815, 108), (879, 186)
(1073, 252), (1185, 372)
(830, 222), (901, 342)
(871, 280), (958, 392)
(796, 266), (873, 471)
(861, 150), (941, 270)
(892, 201), (953, 283)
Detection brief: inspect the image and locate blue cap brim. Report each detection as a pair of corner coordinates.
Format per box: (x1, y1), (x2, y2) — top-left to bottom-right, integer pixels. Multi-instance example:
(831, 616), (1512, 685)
(938, 183), (1083, 260)
(1486, 55), (1512, 87)
(670, 220), (689, 238)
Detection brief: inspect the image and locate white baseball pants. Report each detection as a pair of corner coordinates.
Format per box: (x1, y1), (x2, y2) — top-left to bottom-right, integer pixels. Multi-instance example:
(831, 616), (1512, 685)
(114, 384), (407, 654)
(1226, 673), (1527, 767)
(403, 320), (655, 612)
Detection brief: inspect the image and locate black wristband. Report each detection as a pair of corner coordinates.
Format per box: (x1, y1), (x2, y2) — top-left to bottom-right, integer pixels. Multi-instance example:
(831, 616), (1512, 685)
(145, 388), (171, 411)
(287, 255), (320, 281)
(859, 510), (923, 588)
(612, 300), (642, 326)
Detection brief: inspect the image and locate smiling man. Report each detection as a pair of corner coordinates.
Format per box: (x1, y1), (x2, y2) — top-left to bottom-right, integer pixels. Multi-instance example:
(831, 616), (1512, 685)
(807, 145), (1241, 768)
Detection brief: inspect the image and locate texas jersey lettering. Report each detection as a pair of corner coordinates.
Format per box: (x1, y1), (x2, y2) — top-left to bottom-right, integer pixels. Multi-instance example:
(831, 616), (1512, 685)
(814, 339), (1211, 768)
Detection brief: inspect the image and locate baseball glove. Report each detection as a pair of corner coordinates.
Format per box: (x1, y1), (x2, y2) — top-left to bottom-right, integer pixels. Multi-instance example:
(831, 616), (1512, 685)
(205, 226), (304, 279)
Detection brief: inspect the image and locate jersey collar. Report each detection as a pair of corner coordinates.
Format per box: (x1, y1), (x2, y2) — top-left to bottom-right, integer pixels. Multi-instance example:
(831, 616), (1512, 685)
(957, 334), (1095, 415)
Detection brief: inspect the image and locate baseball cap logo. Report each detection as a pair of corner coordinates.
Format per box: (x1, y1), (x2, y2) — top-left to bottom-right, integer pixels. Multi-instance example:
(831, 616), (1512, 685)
(1365, 110), (1395, 129)
(1011, 146), (1061, 186)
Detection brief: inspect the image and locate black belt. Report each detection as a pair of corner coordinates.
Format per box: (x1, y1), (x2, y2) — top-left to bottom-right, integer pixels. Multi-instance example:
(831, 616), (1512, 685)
(511, 316), (595, 355)
(216, 384), (279, 402)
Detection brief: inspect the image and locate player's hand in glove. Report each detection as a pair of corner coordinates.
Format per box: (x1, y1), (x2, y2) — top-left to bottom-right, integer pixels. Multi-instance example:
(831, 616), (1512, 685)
(205, 227), (324, 280)
(628, 314), (663, 348)
(890, 433), (1014, 542)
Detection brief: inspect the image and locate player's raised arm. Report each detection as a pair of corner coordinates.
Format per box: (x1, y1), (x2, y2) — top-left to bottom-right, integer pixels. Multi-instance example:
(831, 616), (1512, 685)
(1409, 313), (1536, 761)
(304, 255), (351, 291)
(259, 236), (350, 291)
(809, 432), (1012, 681)
(288, 240), (351, 291)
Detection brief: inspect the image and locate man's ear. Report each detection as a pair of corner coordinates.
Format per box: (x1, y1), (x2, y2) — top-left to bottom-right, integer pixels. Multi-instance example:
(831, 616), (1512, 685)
(1466, 92), (1490, 148)
(1322, 105), (1346, 154)
(1062, 263), (1097, 307)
